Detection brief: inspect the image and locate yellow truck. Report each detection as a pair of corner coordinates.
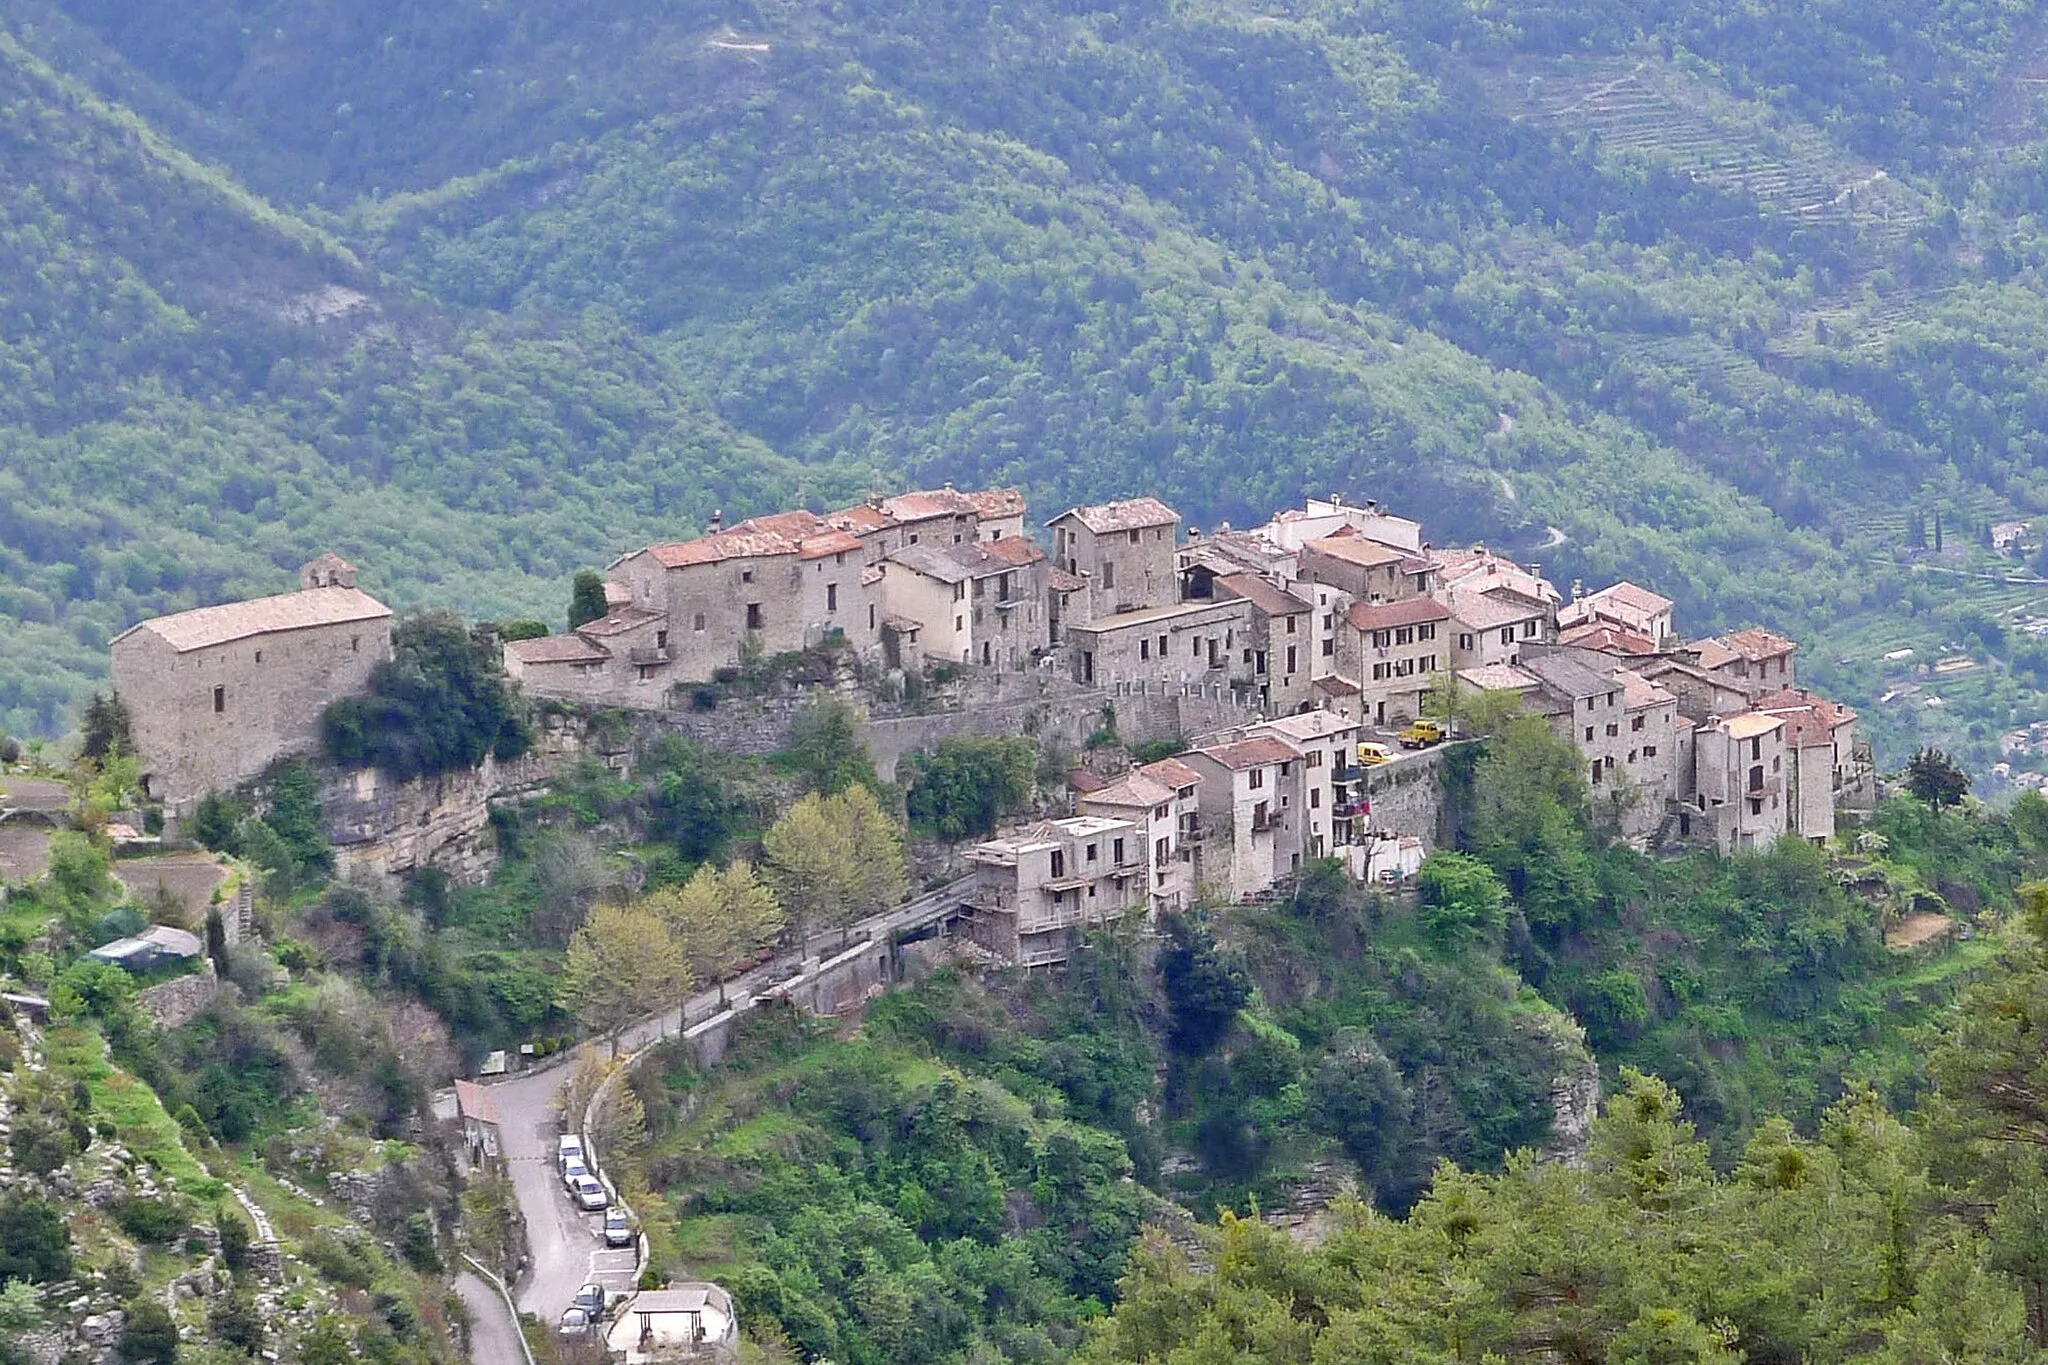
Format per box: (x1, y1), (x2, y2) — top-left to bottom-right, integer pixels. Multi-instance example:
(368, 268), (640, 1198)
(1397, 719), (1446, 749)
(1355, 741), (1393, 767)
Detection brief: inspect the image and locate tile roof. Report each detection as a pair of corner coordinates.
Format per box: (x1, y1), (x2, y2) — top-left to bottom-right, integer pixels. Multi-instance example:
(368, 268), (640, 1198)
(114, 586), (392, 654)
(1346, 597), (1451, 631)
(861, 565), (886, 587)
(1753, 686), (1855, 725)
(982, 536), (1047, 567)
(1430, 547), (1560, 601)
(1718, 712), (1784, 740)
(1312, 675), (1362, 696)
(1443, 587), (1541, 631)
(1215, 573), (1310, 617)
(1719, 627), (1797, 661)
(797, 528), (864, 560)
(1139, 757), (1204, 790)
(1070, 599), (1250, 631)
(453, 1079), (499, 1126)
(1559, 621), (1659, 655)
(1051, 497), (1181, 534)
(1458, 663), (1541, 692)
(891, 539), (1044, 583)
(1048, 569), (1087, 593)
(1689, 638), (1742, 671)
(1587, 581), (1674, 615)
(1615, 668), (1676, 711)
(1306, 532), (1408, 569)
(964, 488), (1028, 519)
(1257, 710), (1358, 742)
(1082, 773), (1179, 808)
(1194, 735), (1299, 769)
(507, 634), (611, 665)
(881, 489), (979, 522)
(572, 606), (666, 638)
(1521, 651), (1619, 702)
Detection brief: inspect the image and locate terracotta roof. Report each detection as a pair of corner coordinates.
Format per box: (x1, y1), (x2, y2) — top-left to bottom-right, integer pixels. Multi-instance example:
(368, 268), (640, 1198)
(1313, 675), (1362, 696)
(1560, 621), (1658, 656)
(1431, 548), (1560, 601)
(1048, 569), (1087, 593)
(1215, 573), (1310, 618)
(1718, 628), (1797, 662)
(114, 586), (392, 654)
(881, 489), (978, 522)
(1306, 533), (1407, 569)
(1615, 668), (1676, 711)
(1587, 582), (1673, 615)
(1139, 757), (1204, 790)
(797, 528), (864, 560)
(1459, 663), (1540, 692)
(453, 1079), (499, 1126)
(964, 488), (1027, 519)
(508, 634), (611, 665)
(1194, 735), (1299, 770)
(1443, 587), (1541, 631)
(826, 504), (895, 535)
(1754, 686), (1855, 726)
(1051, 497), (1180, 534)
(983, 536), (1047, 567)
(1346, 597), (1451, 631)
(1689, 638), (1742, 671)
(573, 606), (666, 638)
(602, 579), (634, 608)
(1718, 712), (1784, 741)
(1082, 774), (1179, 809)
(636, 529), (801, 569)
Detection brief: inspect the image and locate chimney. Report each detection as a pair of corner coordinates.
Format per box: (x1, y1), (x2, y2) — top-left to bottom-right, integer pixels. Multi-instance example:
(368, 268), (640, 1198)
(1218, 521), (1231, 533)
(1529, 563), (1541, 582)
(1329, 491), (1343, 507)
(1572, 578), (1584, 602)
(1187, 526), (1201, 541)
(708, 509), (724, 534)
(943, 480), (955, 491)
(1365, 498), (1379, 513)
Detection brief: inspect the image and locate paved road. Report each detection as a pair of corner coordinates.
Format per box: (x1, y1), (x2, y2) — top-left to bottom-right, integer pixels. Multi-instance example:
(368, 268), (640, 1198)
(455, 1270), (529, 1365)
(492, 878), (970, 1324)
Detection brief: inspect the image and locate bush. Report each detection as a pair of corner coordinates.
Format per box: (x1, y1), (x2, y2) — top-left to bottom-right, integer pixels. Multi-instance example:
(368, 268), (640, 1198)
(0, 1196), (71, 1284)
(322, 613), (533, 779)
(217, 1206), (252, 1272)
(905, 737), (1037, 840)
(117, 1297), (179, 1364)
(208, 1286), (265, 1355)
(116, 1196), (190, 1245)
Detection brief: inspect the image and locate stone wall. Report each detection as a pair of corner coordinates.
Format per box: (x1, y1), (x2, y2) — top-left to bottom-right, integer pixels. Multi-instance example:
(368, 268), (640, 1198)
(137, 963), (223, 1029)
(1358, 747), (1449, 849)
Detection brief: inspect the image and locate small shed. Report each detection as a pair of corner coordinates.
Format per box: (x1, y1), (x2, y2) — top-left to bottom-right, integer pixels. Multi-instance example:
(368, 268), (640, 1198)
(605, 1283), (740, 1363)
(87, 924), (204, 973)
(454, 1080), (502, 1166)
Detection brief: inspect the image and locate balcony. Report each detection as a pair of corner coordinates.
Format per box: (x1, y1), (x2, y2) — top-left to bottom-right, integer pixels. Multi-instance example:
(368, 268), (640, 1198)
(628, 646), (672, 666)
(1332, 802), (1366, 820)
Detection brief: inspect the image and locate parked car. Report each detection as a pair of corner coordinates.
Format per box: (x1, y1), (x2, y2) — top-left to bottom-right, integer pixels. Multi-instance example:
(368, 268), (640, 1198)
(1355, 741), (1392, 766)
(603, 1207), (634, 1247)
(571, 1175), (608, 1211)
(572, 1284), (609, 1319)
(1397, 719), (1446, 749)
(557, 1306), (594, 1335)
(560, 1157), (590, 1191)
(557, 1134), (585, 1174)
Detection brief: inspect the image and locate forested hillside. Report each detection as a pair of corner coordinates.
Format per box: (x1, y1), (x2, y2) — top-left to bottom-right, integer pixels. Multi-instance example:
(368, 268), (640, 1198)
(9, 0), (2048, 770)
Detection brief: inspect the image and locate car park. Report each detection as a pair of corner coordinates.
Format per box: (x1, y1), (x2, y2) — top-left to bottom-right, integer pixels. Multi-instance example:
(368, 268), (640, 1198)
(572, 1284), (609, 1319)
(571, 1175), (609, 1211)
(603, 1207), (634, 1247)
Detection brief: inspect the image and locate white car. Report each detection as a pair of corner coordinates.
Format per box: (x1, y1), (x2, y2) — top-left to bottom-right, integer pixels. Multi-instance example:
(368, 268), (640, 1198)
(560, 1157), (589, 1192)
(557, 1134), (585, 1174)
(571, 1175), (608, 1212)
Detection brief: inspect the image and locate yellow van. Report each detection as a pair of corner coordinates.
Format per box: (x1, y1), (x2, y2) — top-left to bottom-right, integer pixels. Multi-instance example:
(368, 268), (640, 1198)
(1356, 742), (1393, 766)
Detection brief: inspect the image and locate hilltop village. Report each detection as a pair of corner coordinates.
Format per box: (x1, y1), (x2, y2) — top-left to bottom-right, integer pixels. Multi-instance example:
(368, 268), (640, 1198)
(108, 487), (1875, 969)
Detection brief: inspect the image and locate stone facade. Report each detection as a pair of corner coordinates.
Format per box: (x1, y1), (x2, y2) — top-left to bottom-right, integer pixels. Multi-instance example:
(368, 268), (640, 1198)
(877, 537), (1050, 669)
(1690, 712), (1790, 855)
(962, 816), (1146, 966)
(1185, 735), (1299, 900)
(1338, 598), (1450, 727)
(111, 557), (393, 812)
(1047, 498), (1181, 619)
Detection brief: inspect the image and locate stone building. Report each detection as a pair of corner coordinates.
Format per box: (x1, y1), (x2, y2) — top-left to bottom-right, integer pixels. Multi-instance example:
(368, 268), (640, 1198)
(111, 556), (393, 810)
(1079, 763), (1200, 913)
(1559, 581), (1675, 649)
(503, 606), (674, 707)
(1443, 587), (1547, 671)
(1694, 628), (1797, 689)
(1210, 573), (1315, 713)
(962, 816), (1146, 966)
(876, 537), (1050, 669)
(1689, 712), (1789, 855)
(1338, 597), (1450, 727)
(1064, 599), (1255, 692)
(1259, 495), (1423, 556)
(1185, 735), (1298, 899)
(1755, 687), (1871, 840)
(1252, 710), (1363, 863)
(1299, 531), (1436, 605)
(1047, 498), (1181, 619)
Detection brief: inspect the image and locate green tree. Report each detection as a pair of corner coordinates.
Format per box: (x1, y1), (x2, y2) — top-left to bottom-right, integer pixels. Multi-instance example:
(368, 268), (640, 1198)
(0, 1197), (71, 1284)
(568, 571), (609, 630)
(905, 736), (1036, 839)
(763, 786), (905, 953)
(1157, 913), (1250, 1056)
(1906, 748), (1970, 807)
(556, 902), (691, 1053)
(650, 861), (784, 1004)
(118, 1297), (179, 1364)
(321, 613), (532, 779)
(1415, 851), (1510, 953)
(781, 695), (875, 795)
(79, 692), (132, 764)
(1464, 716), (1596, 939)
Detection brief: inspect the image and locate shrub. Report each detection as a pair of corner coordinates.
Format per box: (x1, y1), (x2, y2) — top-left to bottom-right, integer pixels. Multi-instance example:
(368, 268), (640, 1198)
(217, 1206), (252, 1272)
(117, 1297), (178, 1364)
(116, 1196), (190, 1245)
(0, 1197), (72, 1284)
(322, 613), (533, 779)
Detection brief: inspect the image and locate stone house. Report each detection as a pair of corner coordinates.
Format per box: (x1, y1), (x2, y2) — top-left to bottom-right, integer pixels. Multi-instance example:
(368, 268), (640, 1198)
(1755, 687), (1872, 839)
(1047, 498), (1181, 619)
(878, 537), (1050, 669)
(453, 1079), (502, 1167)
(1258, 495), (1424, 556)
(111, 556), (393, 811)
(1299, 531), (1436, 605)
(1688, 711), (1789, 855)
(1614, 668), (1681, 836)
(503, 606), (677, 707)
(607, 514), (879, 681)
(1209, 573), (1315, 713)
(1252, 710), (1364, 862)
(1064, 599), (1255, 692)
(1558, 620), (1660, 657)
(962, 816), (1146, 966)
(1185, 735), (1298, 899)
(1339, 597), (1450, 727)
(1520, 651), (1641, 822)
(1559, 581), (1675, 648)
(1429, 546), (1560, 607)
(1079, 769), (1195, 913)
(1694, 629), (1797, 689)
(1633, 656), (1760, 725)
(1443, 587), (1548, 671)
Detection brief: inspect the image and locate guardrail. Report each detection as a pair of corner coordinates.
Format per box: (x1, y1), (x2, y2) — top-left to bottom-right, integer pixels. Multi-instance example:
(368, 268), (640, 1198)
(462, 1254), (539, 1365)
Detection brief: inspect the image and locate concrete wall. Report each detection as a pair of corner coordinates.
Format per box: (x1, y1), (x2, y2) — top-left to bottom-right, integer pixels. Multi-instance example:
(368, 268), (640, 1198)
(117, 618), (392, 811)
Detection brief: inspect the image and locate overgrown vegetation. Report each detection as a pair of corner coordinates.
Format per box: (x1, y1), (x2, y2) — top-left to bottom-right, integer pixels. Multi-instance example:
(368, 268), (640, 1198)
(322, 614), (532, 780)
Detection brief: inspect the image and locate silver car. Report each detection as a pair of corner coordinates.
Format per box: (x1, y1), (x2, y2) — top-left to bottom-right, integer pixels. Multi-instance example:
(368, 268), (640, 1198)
(571, 1175), (608, 1212)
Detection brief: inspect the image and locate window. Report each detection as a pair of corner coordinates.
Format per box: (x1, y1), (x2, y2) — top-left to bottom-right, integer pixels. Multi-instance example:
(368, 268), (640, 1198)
(1585, 726), (1594, 742)
(1631, 715), (1644, 731)
(1254, 650), (1265, 673)
(1322, 638), (1335, 657)
(1323, 613), (1334, 631)
(1050, 850), (1065, 878)
(1140, 639), (1151, 661)
(1086, 842), (1099, 863)
(1523, 620), (1538, 637)
(254, 649), (264, 663)
(1158, 635), (1168, 658)
(826, 583), (838, 612)
(1644, 745), (1658, 757)
(869, 604), (876, 630)
(1586, 698), (1595, 711)
(1113, 838), (1125, 864)
(1750, 737), (1762, 761)
(1748, 765), (1765, 792)
(1606, 723), (1618, 737)
(1373, 663), (1390, 681)
(1310, 788), (1321, 809)
(1500, 627), (1514, 646)
(741, 568), (754, 584)
(1286, 645), (1297, 673)
(1286, 616), (1298, 633)
(1280, 762), (1291, 777)
(1628, 749), (1638, 763)
(656, 630), (669, 650)
(1248, 768), (1265, 790)
(351, 636), (360, 653)
(1419, 623), (1436, 641)
(213, 685), (225, 714)
(1306, 751), (1322, 768)
(1102, 562), (1116, 590)
(1459, 632), (1474, 651)
(694, 613), (707, 631)
(836, 552), (845, 565)
(1395, 626), (1414, 645)
(746, 603), (763, 630)
(1591, 760), (1602, 785)
(1129, 529), (1141, 545)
